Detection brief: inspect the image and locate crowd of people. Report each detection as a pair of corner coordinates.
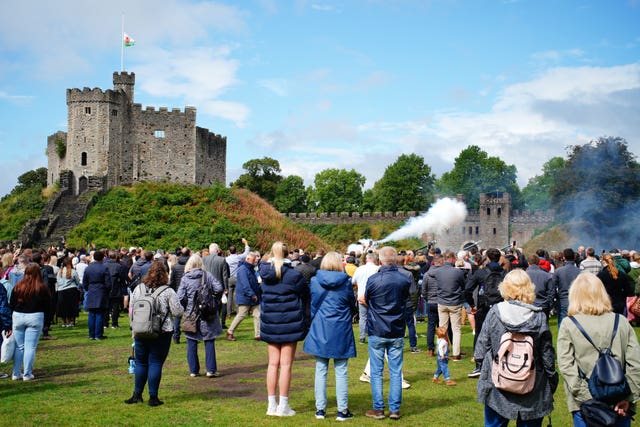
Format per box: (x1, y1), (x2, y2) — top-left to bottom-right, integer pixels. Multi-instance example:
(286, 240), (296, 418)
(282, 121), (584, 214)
(0, 241), (639, 425)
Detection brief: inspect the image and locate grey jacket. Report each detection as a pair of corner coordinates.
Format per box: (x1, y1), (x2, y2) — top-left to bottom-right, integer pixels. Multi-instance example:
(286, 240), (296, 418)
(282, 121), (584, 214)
(557, 312), (640, 413)
(433, 263), (466, 306)
(422, 265), (439, 303)
(475, 300), (557, 421)
(177, 269), (223, 341)
(526, 265), (554, 312)
(202, 254), (230, 291)
(553, 262), (580, 308)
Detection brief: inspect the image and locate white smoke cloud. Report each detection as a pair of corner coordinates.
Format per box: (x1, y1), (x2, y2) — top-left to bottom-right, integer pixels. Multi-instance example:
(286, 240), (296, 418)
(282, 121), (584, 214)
(378, 198), (468, 243)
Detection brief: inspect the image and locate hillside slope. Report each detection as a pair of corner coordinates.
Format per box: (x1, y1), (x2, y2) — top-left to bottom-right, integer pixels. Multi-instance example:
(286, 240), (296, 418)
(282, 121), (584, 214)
(66, 182), (331, 253)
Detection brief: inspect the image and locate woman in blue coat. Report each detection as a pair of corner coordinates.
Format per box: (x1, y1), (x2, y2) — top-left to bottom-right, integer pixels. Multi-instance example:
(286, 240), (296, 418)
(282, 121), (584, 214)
(259, 241), (310, 417)
(303, 251), (356, 421)
(177, 254), (223, 377)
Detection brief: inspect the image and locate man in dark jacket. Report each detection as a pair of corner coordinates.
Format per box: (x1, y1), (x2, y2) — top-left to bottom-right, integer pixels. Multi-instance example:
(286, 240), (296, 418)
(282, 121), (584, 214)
(433, 251), (466, 361)
(169, 247), (191, 343)
(526, 254), (554, 317)
(83, 250), (111, 340)
(364, 246), (411, 420)
(226, 252), (261, 341)
(553, 248), (580, 328)
(294, 253), (316, 285)
(105, 250), (126, 329)
(465, 248), (506, 377)
(203, 244), (230, 328)
(128, 250), (152, 284)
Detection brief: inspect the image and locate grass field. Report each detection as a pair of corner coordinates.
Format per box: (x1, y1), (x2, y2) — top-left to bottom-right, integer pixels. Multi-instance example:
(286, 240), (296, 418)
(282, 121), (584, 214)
(0, 313), (635, 426)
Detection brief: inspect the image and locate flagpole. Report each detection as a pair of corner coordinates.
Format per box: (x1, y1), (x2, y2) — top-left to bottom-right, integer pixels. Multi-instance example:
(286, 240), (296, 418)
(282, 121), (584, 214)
(120, 14), (124, 71)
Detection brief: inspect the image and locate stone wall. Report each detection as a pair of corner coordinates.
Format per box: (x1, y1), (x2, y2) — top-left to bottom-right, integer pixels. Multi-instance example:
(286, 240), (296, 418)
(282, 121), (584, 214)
(195, 127), (226, 185)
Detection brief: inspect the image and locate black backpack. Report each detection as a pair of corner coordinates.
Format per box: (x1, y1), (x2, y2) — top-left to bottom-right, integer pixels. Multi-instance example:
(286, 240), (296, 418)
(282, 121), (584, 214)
(478, 269), (504, 308)
(195, 272), (218, 321)
(569, 315), (631, 405)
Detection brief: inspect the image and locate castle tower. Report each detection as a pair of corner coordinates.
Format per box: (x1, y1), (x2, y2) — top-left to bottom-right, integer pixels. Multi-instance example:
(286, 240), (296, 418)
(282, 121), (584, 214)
(479, 192), (511, 249)
(113, 71), (135, 102)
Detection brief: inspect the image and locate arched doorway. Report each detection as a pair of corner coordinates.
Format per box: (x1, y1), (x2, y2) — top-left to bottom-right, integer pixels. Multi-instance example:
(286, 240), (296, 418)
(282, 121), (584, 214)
(78, 176), (88, 194)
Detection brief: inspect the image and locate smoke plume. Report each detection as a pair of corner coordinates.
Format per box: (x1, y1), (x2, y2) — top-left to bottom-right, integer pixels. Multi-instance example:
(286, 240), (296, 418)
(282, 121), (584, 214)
(378, 197), (468, 243)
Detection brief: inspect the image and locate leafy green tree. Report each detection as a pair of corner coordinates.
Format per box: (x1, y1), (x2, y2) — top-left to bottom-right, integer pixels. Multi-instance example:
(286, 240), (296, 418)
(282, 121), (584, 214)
(366, 154), (435, 212)
(436, 145), (522, 209)
(311, 168), (366, 213)
(521, 157), (566, 211)
(274, 175), (307, 213)
(232, 157), (283, 203)
(12, 167), (48, 195)
(551, 136), (640, 246)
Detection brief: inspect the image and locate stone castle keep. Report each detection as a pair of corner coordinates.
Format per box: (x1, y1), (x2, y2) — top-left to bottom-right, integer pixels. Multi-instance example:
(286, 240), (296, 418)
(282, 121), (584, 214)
(46, 71), (226, 194)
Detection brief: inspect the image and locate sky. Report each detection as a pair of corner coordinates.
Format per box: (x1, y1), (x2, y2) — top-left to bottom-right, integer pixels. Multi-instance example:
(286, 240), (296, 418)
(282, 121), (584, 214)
(1, 0), (639, 199)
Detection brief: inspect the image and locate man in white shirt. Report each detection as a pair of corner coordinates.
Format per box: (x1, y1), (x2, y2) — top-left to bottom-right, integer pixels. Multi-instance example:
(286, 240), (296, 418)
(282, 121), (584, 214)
(352, 251), (379, 344)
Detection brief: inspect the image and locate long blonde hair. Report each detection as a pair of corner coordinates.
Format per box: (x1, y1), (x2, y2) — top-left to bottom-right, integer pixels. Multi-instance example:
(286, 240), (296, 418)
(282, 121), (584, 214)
(601, 253), (619, 280)
(270, 241), (287, 280)
(568, 272), (612, 316)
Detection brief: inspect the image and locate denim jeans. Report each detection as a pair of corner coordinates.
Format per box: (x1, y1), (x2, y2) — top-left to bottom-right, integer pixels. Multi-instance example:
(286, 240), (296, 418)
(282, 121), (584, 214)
(434, 357), (450, 380)
(368, 335), (404, 412)
(358, 303), (368, 340)
(87, 310), (104, 339)
(557, 304), (568, 330)
(315, 357), (349, 412)
(404, 307), (417, 348)
(186, 337), (217, 374)
(12, 311), (44, 378)
(173, 316), (182, 341)
(485, 404), (542, 427)
(572, 410), (630, 427)
(426, 303), (439, 351)
(134, 332), (172, 396)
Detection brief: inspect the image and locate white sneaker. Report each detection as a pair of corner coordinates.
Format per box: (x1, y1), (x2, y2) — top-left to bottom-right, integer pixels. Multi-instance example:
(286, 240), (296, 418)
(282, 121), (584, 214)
(11, 374), (22, 381)
(275, 404), (296, 417)
(266, 403), (278, 416)
(359, 373), (370, 383)
(402, 379), (411, 389)
(23, 374), (35, 381)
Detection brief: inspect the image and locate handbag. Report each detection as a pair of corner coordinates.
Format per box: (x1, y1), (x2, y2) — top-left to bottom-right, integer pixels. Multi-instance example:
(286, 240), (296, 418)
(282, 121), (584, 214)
(1, 330), (15, 364)
(181, 313), (198, 334)
(629, 296), (640, 318)
(580, 399), (619, 427)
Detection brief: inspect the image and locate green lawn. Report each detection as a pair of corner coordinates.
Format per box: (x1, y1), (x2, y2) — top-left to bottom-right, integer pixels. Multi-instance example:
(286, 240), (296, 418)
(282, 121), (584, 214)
(0, 314), (631, 426)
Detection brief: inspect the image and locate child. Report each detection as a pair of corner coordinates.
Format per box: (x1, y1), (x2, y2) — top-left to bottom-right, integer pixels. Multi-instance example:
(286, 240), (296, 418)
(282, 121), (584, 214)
(432, 326), (456, 386)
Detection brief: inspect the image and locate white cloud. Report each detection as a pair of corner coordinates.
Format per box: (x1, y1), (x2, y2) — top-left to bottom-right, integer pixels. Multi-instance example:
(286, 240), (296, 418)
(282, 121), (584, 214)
(259, 78), (289, 96)
(0, 91), (33, 104)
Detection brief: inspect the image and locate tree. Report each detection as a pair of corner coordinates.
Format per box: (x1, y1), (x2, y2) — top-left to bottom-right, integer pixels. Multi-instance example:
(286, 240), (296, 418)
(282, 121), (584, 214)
(436, 145), (522, 210)
(521, 157), (566, 211)
(366, 154), (435, 212)
(232, 157), (283, 203)
(551, 136), (640, 247)
(11, 167), (48, 196)
(311, 168), (366, 213)
(274, 175), (307, 213)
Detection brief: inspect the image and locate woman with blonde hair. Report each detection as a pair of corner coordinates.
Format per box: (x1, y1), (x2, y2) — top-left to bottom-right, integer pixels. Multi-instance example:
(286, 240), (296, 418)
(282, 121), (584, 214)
(474, 269), (558, 426)
(598, 253), (634, 315)
(303, 251), (356, 420)
(56, 256), (80, 327)
(259, 241), (310, 417)
(557, 272), (640, 426)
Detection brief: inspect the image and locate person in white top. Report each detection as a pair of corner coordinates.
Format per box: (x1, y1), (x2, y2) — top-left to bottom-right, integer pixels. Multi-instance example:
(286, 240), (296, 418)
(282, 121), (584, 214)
(352, 251), (379, 344)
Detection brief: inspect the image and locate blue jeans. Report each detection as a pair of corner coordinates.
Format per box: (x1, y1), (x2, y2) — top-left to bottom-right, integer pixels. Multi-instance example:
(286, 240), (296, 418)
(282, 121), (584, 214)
(12, 311), (44, 378)
(426, 303), (439, 351)
(434, 357), (450, 380)
(405, 307), (417, 348)
(572, 410), (630, 427)
(485, 404), (542, 427)
(557, 303), (568, 330)
(315, 357), (349, 412)
(186, 337), (217, 374)
(173, 316), (181, 341)
(368, 335), (404, 412)
(87, 310), (104, 339)
(134, 332), (172, 396)
(358, 303), (368, 340)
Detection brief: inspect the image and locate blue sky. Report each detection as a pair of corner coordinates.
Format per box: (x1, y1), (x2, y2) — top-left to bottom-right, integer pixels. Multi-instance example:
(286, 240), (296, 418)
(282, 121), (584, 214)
(1, 0), (639, 198)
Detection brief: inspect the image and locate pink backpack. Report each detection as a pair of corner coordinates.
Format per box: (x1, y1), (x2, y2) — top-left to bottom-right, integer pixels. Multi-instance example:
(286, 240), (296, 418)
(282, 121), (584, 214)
(492, 331), (536, 394)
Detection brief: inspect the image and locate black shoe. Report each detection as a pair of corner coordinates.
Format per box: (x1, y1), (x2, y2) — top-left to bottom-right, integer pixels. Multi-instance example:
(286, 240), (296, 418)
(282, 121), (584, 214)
(172, 336), (180, 344)
(148, 396), (164, 407)
(124, 392), (143, 404)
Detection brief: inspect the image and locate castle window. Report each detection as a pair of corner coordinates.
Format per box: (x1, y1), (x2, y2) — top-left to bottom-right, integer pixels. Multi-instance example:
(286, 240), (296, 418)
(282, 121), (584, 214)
(81, 152), (87, 166)
(493, 228), (496, 235)
(475, 226), (479, 235)
(154, 130), (165, 138)
(498, 207), (502, 216)
(468, 226), (473, 235)
(84, 106), (91, 115)
(487, 207), (491, 216)
(111, 109), (118, 116)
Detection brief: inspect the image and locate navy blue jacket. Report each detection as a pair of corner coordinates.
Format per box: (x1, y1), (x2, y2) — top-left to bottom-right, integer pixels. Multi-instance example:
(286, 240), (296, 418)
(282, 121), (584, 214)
(0, 282), (11, 331)
(303, 270), (356, 359)
(236, 261), (260, 306)
(365, 265), (411, 338)
(259, 262), (310, 343)
(83, 261), (111, 310)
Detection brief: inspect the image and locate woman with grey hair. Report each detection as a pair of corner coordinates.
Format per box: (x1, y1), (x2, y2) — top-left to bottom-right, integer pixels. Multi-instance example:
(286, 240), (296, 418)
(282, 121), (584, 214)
(177, 254), (223, 378)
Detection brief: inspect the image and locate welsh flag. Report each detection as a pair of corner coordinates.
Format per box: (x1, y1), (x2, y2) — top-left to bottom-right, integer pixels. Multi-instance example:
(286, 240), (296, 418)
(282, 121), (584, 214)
(123, 33), (135, 47)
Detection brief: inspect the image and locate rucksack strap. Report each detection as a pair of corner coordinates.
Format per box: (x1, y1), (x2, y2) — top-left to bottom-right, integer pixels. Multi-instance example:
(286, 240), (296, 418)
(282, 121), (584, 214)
(151, 285), (171, 328)
(568, 314), (619, 353)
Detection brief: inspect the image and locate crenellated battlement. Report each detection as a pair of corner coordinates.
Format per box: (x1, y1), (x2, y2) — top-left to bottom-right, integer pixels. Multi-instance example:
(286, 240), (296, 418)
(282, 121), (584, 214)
(131, 103), (197, 118)
(66, 87), (124, 104)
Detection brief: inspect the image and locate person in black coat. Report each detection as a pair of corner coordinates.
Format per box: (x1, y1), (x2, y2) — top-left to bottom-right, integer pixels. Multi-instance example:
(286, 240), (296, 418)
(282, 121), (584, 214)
(259, 242), (310, 417)
(82, 250), (111, 340)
